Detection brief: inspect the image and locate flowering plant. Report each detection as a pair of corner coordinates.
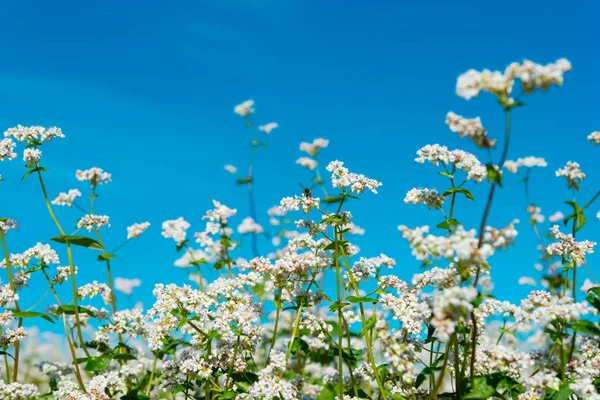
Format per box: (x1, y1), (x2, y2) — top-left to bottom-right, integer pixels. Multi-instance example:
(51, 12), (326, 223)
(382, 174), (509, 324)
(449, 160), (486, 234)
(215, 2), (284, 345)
(0, 58), (599, 400)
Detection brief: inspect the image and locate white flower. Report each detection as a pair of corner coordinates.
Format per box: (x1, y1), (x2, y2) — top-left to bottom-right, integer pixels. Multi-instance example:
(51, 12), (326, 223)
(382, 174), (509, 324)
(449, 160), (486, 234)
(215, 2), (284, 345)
(161, 217), (191, 245)
(234, 99), (255, 117)
(237, 217), (264, 235)
(224, 164), (237, 174)
(446, 112), (494, 148)
(114, 277), (141, 296)
(0, 219), (18, 234)
(326, 160), (382, 194)
(78, 281), (112, 304)
(300, 138), (329, 156)
(23, 148), (41, 165)
(431, 287), (478, 342)
(174, 248), (209, 267)
(0, 138), (17, 161)
(296, 157), (317, 170)
(546, 225), (596, 262)
(76, 167), (112, 185)
(259, 122), (278, 134)
(77, 214), (110, 232)
(588, 131), (600, 145)
(404, 188), (445, 209)
(4, 125), (64, 142)
(504, 157), (548, 173)
(556, 161), (585, 189)
(203, 200), (237, 224)
(127, 222), (150, 239)
(51, 189), (82, 207)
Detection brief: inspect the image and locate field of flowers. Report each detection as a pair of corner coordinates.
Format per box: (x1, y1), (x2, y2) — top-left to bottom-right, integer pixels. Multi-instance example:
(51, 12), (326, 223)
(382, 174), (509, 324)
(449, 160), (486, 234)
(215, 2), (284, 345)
(0, 57), (599, 400)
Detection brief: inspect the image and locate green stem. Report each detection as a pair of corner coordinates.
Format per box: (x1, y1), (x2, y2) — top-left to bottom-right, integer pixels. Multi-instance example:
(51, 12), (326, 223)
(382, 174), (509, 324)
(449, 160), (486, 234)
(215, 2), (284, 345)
(146, 356), (158, 396)
(334, 227), (345, 400)
(36, 168), (90, 358)
(0, 231), (22, 382)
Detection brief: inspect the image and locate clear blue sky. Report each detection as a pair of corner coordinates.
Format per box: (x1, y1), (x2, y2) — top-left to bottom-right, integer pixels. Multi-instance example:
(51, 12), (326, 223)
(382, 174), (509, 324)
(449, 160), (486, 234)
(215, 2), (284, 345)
(0, 0), (599, 325)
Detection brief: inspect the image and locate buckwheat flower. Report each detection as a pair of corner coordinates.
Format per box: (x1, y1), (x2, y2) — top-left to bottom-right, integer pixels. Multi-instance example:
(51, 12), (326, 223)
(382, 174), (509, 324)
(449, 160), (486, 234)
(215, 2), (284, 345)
(51, 189), (82, 207)
(4, 125), (64, 142)
(450, 150), (487, 182)
(114, 277), (141, 296)
(0, 381), (38, 399)
(504, 160), (518, 173)
(404, 188), (445, 210)
(77, 214), (110, 232)
(556, 161), (585, 189)
(484, 219), (519, 250)
(259, 122), (278, 134)
(24, 243), (60, 265)
(126, 221), (150, 239)
(78, 281), (112, 304)
(76, 167), (112, 185)
(527, 205), (544, 223)
(23, 148), (41, 165)
(546, 225), (596, 262)
(431, 286), (478, 342)
(52, 266), (73, 285)
(518, 276), (537, 286)
(326, 160), (382, 194)
(279, 196), (301, 212)
(203, 200), (237, 224)
(300, 138), (329, 156)
(0, 218), (17, 233)
(588, 131), (600, 145)
(456, 69), (483, 100)
(415, 144), (452, 165)
(513, 58), (572, 94)
(548, 211), (564, 223)
(0, 138), (17, 161)
(237, 217), (264, 234)
(296, 157), (317, 170)
(446, 112), (495, 149)
(161, 217), (190, 244)
(224, 164), (237, 174)
(0, 326), (27, 349)
(0, 284), (18, 307)
(234, 99), (255, 117)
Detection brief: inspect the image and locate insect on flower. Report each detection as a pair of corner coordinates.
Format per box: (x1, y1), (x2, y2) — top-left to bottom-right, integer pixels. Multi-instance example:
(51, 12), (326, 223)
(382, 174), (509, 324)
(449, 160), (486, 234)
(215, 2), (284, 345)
(298, 182), (317, 199)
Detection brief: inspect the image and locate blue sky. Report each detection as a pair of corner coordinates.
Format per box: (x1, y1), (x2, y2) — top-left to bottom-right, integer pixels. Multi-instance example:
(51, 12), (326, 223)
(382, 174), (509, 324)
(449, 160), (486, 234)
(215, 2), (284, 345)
(0, 0), (599, 328)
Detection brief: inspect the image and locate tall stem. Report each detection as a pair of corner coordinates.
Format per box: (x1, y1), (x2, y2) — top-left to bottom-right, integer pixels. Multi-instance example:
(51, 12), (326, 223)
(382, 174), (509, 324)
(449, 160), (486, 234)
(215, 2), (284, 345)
(35, 168), (90, 357)
(0, 231), (23, 382)
(334, 227), (345, 400)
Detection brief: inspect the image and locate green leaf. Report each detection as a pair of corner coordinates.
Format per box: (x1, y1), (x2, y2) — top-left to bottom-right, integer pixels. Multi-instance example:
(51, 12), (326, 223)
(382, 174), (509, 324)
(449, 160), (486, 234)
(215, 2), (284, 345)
(329, 302), (350, 312)
(0, 351), (14, 361)
(218, 390), (238, 400)
(236, 177), (253, 185)
(176, 239), (189, 252)
(436, 219), (460, 229)
(84, 354), (113, 372)
(97, 253), (116, 261)
(21, 166), (47, 181)
(112, 353), (137, 361)
(588, 287), (600, 298)
(443, 187), (475, 201)
(322, 196), (343, 204)
(347, 296), (378, 304)
(51, 235), (104, 251)
(120, 390), (151, 400)
(486, 164), (503, 187)
(570, 320), (600, 335)
(438, 171), (454, 179)
(53, 305), (96, 317)
(12, 311), (54, 324)
(463, 376), (496, 399)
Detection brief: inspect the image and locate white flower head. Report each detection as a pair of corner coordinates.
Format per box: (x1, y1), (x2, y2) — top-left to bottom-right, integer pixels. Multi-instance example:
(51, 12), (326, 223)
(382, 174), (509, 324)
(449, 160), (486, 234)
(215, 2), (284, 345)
(23, 148), (41, 166)
(296, 157), (317, 170)
(161, 217), (191, 245)
(76, 167), (112, 185)
(259, 122), (278, 134)
(224, 164), (237, 174)
(588, 131), (600, 145)
(127, 222), (150, 240)
(0, 138), (17, 161)
(51, 189), (82, 207)
(237, 217), (264, 235)
(234, 99), (255, 117)
(300, 138), (329, 156)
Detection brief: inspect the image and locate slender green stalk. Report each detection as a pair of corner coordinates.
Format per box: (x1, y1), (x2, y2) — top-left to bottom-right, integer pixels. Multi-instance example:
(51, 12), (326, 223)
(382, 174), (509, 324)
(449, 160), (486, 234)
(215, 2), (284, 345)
(334, 227), (345, 400)
(0, 230), (23, 382)
(41, 269), (87, 390)
(35, 168), (90, 358)
(266, 288), (282, 365)
(339, 232), (387, 400)
(427, 343), (452, 400)
(146, 356), (158, 396)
